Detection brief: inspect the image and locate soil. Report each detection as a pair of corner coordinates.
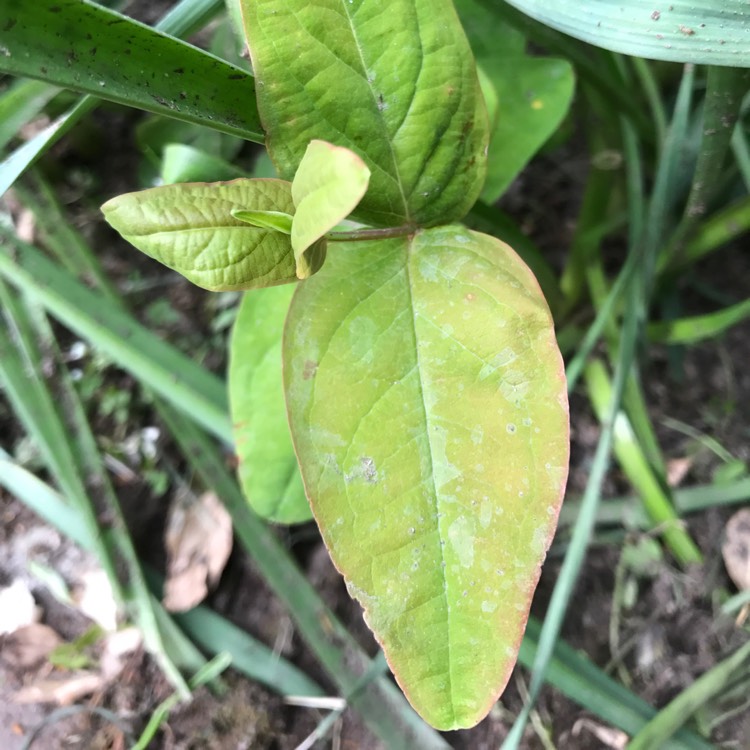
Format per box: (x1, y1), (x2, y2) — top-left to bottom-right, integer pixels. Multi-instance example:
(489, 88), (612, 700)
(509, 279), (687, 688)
(2, 4), (750, 749)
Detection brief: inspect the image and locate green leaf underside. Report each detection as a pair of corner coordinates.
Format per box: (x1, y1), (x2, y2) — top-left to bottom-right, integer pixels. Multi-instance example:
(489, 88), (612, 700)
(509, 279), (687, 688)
(291, 140), (371, 272)
(502, 0), (750, 66)
(229, 286), (311, 524)
(240, 0), (489, 227)
(101, 179), (321, 291)
(284, 226), (569, 729)
(0, 0), (263, 143)
(456, 0), (575, 203)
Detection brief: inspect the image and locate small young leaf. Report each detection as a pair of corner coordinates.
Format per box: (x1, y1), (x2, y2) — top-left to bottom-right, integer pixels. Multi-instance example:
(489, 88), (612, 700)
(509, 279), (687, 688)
(233, 209), (294, 234)
(291, 140), (370, 278)
(102, 179), (324, 291)
(229, 286), (311, 524)
(284, 226), (569, 729)
(241, 0), (489, 227)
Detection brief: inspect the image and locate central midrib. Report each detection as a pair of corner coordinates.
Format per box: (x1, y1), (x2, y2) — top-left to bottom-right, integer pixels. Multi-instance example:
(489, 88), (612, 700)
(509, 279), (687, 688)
(403, 238), (456, 725)
(339, 0), (412, 222)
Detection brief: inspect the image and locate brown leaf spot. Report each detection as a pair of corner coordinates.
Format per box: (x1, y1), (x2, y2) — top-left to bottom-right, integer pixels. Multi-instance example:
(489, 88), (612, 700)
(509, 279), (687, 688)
(303, 360), (318, 380)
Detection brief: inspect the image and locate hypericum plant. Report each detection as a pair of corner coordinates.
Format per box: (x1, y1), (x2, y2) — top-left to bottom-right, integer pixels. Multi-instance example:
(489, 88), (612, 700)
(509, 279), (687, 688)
(102, 0), (569, 730)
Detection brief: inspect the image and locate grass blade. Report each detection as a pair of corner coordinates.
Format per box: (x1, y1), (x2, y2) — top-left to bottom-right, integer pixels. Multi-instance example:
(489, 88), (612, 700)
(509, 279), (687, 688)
(0, 0), (263, 142)
(629, 639), (750, 749)
(158, 404), (451, 749)
(648, 298), (750, 345)
(0, 231), (231, 442)
(0, 0), (228, 196)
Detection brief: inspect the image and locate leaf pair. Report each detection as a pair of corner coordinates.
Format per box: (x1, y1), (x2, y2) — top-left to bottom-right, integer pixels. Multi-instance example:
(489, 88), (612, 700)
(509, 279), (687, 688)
(102, 0), (570, 733)
(102, 140), (370, 289)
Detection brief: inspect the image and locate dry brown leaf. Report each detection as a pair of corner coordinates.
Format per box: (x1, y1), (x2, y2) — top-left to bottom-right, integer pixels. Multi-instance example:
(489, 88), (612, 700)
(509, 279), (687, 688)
(572, 718), (629, 749)
(666, 456), (693, 487)
(723, 508), (750, 591)
(14, 673), (104, 705)
(162, 491), (233, 612)
(0, 579), (41, 634)
(1, 623), (62, 670)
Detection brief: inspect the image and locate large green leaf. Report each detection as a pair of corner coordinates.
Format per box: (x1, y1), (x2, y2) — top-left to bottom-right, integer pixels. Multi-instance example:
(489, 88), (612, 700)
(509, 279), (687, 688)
(456, 0), (575, 203)
(499, 0), (750, 66)
(240, 0), (489, 227)
(229, 285), (312, 524)
(284, 226), (569, 729)
(0, 0), (263, 142)
(101, 179), (323, 291)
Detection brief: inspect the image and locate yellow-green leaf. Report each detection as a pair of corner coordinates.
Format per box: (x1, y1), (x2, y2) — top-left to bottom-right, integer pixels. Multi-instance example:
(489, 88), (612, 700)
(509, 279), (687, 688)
(291, 140), (370, 278)
(240, 0), (489, 227)
(284, 226), (569, 729)
(102, 179), (323, 291)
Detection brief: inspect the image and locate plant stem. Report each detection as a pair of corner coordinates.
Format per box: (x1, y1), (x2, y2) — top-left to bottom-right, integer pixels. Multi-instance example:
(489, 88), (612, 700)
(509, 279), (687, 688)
(326, 224), (416, 242)
(663, 65), (750, 269)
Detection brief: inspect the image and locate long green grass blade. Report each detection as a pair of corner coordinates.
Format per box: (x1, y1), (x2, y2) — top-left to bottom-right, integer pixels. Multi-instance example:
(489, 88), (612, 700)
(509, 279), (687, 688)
(520, 618), (712, 750)
(0, 0), (228, 196)
(0, 0), (263, 142)
(649, 298), (750, 345)
(0, 231), (231, 442)
(0, 79), (61, 152)
(585, 360), (703, 564)
(158, 405), (450, 749)
(668, 195), (750, 271)
(0, 283), (193, 695)
(499, 0), (750, 65)
(174, 606), (323, 697)
(0, 450), (320, 700)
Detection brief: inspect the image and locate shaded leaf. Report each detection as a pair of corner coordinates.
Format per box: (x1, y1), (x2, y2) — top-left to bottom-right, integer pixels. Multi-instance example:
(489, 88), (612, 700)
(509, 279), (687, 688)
(161, 143), (246, 184)
(284, 226), (569, 729)
(163, 491), (233, 612)
(101, 179), (324, 291)
(241, 0), (489, 227)
(0, 0), (263, 142)
(229, 285), (311, 524)
(456, 0), (575, 202)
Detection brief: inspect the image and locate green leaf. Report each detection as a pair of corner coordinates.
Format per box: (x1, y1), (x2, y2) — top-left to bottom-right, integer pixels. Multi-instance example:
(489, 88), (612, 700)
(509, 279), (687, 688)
(232, 209), (293, 234)
(161, 144), (246, 184)
(240, 0), (489, 227)
(0, 0), (263, 142)
(0, 78), (61, 153)
(284, 226), (569, 729)
(476, 65), (499, 131)
(291, 140), (370, 278)
(101, 179), (323, 291)
(229, 286), (312, 524)
(500, 0), (750, 66)
(456, 0), (575, 202)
